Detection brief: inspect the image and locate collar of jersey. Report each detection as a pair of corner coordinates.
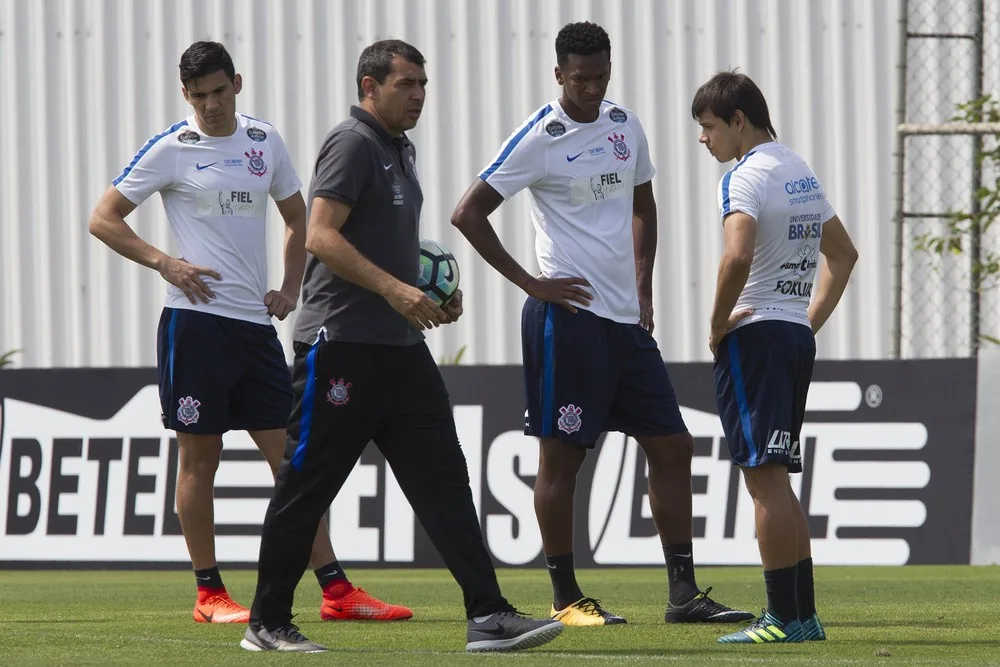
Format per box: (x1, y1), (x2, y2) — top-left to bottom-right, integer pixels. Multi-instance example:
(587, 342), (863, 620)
(350, 106), (410, 149)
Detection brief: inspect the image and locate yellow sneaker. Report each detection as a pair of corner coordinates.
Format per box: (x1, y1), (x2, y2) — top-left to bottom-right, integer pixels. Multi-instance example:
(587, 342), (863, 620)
(550, 597), (626, 626)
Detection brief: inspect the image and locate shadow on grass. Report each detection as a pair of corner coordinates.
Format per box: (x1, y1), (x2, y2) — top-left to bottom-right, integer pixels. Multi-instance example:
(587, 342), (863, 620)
(827, 619), (967, 629)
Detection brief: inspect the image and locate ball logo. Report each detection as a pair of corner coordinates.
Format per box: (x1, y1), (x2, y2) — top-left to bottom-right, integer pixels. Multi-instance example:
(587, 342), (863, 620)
(609, 107), (628, 123)
(327, 378), (352, 406)
(245, 148), (267, 177)
(608, 133), (631, 162)
(557, 404), (583, 434)
(177, 130), (201, 144)
(176, 396), (201, 425)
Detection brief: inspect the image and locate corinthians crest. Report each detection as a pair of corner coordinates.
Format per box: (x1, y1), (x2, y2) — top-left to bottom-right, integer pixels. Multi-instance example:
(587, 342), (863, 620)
(557, 404), (583, 434)
(326, 378), (352, 406)
(245, 147), (267, 177)
(607, 132), (631, 162)
(177, 396), (201, 425)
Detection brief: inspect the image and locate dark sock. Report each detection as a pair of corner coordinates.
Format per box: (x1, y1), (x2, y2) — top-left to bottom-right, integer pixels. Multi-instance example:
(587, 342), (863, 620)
(194, 565), (224, 592)
(315, 560), (353, 598)
(796, 557), (816, 619)
(663, 542), (700, 605)
(763, 565), (798, 622)
(545, 553), (584, 610)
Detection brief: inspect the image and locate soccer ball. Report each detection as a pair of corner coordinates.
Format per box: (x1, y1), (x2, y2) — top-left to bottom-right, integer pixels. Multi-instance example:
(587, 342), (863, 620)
(418, 239), (460, 306)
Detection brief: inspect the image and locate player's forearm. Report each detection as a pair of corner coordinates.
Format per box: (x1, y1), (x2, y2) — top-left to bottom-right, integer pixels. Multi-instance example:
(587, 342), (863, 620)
(279, 220), (307, 298)
(88, 212), (167, 271)
(306, 229), (404, 299)
(808, 255), (856, 334)
(452, 215), (536, 293)
(710, 254), (751, 327)
(632, 213), (657, 294)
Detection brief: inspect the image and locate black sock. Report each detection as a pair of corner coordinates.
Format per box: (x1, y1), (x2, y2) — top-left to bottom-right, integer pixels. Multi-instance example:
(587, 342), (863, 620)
(796, 557), (816, 619)
(763, 565), (798, 622)
(315, 560), (348, 589)
(663, 543), (700, 605)
(545, 553), (584, 610)
(194, 565), (224, 591)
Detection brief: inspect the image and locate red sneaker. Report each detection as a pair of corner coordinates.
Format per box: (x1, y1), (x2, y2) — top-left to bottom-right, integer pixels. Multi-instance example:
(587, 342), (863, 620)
(193, 590), (250, 623)
(320, 587), (413, 621)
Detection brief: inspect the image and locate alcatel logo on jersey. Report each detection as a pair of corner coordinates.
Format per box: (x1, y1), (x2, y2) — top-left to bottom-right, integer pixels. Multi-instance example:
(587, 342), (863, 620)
(785, 177), (821, 195)
(567, 147), (607, 162)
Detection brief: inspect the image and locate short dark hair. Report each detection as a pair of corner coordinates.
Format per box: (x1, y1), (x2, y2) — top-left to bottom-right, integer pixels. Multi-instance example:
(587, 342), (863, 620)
(691, 70), (777, 139)
(178, 41), (236, 87)
(555, 21), (611, 66)
(356, 39), (426, 101)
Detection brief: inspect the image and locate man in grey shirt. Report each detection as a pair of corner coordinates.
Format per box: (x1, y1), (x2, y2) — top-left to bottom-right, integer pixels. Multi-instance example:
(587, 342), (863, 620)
(241, 39), (565, 654)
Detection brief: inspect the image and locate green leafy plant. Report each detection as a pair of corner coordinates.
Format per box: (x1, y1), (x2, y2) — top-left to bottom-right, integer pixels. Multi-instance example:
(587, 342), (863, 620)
(0, 349), (21, 368)
(439, 344), (468, 366)
(914, 94), (1000, 344)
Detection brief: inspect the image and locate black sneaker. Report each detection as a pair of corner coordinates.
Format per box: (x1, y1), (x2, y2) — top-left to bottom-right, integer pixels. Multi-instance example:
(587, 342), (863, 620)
(466, 609), (564, 652)
(664, 586), (756, 624)
(240, 624), (327, 653)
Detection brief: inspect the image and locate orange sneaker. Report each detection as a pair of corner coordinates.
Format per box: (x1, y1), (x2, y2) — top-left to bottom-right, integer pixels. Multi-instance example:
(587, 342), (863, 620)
(193, 590), (251, 624)
(320, 587), (413, 621)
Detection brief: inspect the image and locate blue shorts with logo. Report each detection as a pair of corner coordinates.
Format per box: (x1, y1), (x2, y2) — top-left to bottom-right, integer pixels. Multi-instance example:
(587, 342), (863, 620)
(156, 307), (293, 434)
(713, 320), (816, 473)
(521, 297), (687, 448)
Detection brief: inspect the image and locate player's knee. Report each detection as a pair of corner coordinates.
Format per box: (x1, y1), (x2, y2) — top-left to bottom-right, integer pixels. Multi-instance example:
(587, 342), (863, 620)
(741, 464), (790, 503)
(178, 455), (220, 480)
(177, 436), (223, 479)
(638, 432), (693, 468)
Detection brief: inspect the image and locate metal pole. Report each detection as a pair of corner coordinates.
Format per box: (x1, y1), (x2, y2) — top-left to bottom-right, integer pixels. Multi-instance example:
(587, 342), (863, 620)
(969, 0), (985, 355)
(891, 0), (910, 359)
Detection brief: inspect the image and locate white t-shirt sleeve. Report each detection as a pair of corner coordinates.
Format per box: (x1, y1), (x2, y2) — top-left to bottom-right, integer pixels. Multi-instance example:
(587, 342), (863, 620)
(112, 129), (179, 205)
(820, 194), (837, 225)
(718, 166), (763, 222)
(478, 113), (549, 200)
(632, 117), (656, 185)
(267, 128), (303, 201)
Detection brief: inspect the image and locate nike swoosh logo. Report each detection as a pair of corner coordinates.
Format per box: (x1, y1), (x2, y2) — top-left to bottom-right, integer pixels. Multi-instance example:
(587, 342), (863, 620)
(196, 609), (214, 622)
(196, 162), (218, 170)
(476, 623), (506, 636)
(566, 152), (584, 162)
(383, 163), (393, 170)
(674, 553), (692, 558)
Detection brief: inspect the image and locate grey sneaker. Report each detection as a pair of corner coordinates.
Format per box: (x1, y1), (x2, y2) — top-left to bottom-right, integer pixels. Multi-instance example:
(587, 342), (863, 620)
(240, 624), (327, 653)
(466, 610), (564, 652)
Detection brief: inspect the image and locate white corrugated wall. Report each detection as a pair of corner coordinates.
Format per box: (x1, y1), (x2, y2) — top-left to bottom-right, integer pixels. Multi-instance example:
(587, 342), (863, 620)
(0, 0), (900, 368)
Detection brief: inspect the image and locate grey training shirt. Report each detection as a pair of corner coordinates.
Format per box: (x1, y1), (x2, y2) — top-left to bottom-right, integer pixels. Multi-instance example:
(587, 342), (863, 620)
(293, 106), (424, 347)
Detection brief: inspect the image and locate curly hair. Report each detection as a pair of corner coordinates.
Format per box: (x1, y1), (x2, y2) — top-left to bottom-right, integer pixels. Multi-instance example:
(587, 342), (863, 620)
(555, 21), (611, 66)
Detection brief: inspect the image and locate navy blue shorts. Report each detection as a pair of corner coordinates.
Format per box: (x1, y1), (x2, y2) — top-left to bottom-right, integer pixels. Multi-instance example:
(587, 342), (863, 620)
(156, 307), (293, 434)
(713, 320), (816, 473)
(521, 297), (687, 447)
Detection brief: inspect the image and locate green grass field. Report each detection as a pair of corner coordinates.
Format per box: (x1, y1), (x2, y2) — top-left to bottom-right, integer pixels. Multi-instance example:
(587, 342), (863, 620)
(2, 566), (999, 665)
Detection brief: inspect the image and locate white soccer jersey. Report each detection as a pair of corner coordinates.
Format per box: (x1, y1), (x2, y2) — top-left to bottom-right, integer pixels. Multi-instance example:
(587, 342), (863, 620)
(717, 141), (836, 329)
(480, 100), (655, 324)
(113, 113), (302, 324)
